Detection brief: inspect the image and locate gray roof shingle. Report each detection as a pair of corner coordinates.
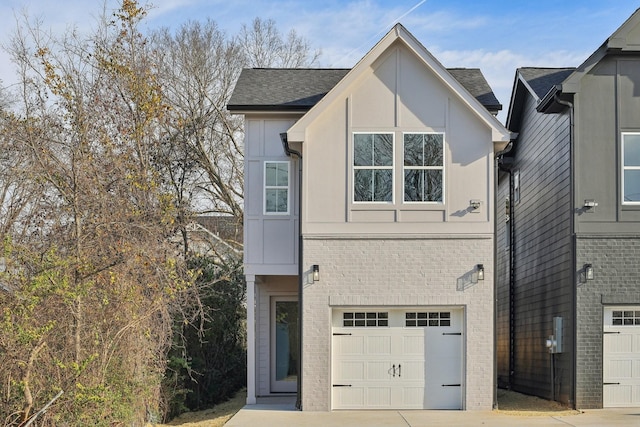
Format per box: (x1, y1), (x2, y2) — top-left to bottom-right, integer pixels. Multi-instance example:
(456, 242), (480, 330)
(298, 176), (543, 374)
(228, 68), (502, 113)
(518, 67), (576, 99)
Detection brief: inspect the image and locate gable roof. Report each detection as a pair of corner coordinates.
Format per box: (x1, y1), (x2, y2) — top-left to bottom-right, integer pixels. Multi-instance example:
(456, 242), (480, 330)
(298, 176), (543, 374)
(285, 24), (511, 144)
(228, 67), (502, 115)
(506, 67), (575, 131)
(507, 8), (640, 129)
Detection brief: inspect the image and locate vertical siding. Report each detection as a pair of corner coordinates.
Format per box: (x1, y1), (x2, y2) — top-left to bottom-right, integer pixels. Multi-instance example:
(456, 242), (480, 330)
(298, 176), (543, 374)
(506, 92), (574, 403)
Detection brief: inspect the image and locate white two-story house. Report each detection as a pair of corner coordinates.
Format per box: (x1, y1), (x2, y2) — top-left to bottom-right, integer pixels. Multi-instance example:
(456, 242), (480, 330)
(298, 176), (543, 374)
(228, 24), (512, 411)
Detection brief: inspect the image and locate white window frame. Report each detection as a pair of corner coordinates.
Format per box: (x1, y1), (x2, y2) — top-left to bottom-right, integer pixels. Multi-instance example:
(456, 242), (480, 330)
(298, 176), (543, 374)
(622, 132), (640, 205)
(513, 170), (520, 205)
(352, 132), (394, 204)
(264, 161), (290, 215)
(402, 132), (445, 204)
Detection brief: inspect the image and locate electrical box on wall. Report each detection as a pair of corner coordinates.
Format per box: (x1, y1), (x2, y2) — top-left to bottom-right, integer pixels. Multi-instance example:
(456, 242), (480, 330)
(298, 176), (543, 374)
(545, 317), (563, 354)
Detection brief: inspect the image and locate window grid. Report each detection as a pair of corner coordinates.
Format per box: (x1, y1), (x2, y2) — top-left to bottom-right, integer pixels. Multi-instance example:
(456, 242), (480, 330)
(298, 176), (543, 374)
(264, 161), (289, 214)
(403, 133), (444, 203)
(343, 312), (389, 327)
(353, 133), (394, 203)
(622, 133), (640, 204)
(405, 311), (451, 327)
(612, 310), (640, 326)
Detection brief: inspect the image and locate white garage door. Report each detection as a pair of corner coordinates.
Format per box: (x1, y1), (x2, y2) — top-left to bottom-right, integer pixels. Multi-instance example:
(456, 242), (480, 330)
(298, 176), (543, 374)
(332, 308), (463, 410)
(603, 307), (640, 407)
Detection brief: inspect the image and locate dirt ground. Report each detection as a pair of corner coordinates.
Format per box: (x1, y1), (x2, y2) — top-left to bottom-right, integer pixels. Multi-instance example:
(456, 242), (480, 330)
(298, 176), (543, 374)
(496, 388), (581, 416)
(151, 388), (580, 426)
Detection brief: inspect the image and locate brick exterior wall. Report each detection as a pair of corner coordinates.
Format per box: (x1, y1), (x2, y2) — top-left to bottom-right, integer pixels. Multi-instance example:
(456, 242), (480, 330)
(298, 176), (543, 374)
(575, 235), (640, 408)
(301, 236), (494, 411)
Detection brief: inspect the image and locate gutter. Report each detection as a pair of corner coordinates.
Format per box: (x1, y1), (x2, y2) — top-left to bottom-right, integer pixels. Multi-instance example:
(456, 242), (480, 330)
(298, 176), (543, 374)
(280, 132), (303, 410)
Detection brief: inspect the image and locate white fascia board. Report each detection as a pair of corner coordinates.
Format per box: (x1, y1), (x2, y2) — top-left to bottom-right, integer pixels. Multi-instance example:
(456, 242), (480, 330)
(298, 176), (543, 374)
(288, 24), (510, 144)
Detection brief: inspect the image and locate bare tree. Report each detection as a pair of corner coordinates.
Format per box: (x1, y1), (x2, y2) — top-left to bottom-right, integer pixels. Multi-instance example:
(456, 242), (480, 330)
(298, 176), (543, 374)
(238, 17), (321, 68)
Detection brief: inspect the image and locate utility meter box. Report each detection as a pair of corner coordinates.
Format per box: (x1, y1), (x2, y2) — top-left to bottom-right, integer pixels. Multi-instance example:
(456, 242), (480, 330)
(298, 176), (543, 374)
(546, 317), (563, 353)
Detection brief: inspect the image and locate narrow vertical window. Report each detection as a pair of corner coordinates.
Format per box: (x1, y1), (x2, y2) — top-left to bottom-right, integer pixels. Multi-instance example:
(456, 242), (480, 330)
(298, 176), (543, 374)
(622, 133), (640, 204)
(513, 170), (520, 205)
(403, 133), (444, 202)
(264, 161), (289, 214)
(353, 133), (393, 202)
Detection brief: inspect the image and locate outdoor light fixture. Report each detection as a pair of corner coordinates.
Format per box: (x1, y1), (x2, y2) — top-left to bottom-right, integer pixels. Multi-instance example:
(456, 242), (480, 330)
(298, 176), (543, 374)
(476, 264), (484, 281)
(312, 264), (320, 282)
(584, 199), (598, 209)
(470, 199), (481, 210)
(584, 263), (594, 280)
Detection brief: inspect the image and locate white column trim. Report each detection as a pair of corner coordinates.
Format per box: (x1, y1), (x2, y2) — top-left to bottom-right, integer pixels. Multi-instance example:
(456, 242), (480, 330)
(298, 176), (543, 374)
(246, 274), (257, 405)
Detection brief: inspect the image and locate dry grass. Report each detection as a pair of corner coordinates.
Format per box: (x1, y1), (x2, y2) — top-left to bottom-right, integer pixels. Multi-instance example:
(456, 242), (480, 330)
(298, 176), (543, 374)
(149, 387), (581, 425)
(149, 389), (247, 427)
(496, 389), (581, 416)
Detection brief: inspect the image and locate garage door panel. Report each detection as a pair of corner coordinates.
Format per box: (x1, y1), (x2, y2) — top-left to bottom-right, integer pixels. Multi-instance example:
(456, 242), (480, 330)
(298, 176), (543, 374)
(603, 306), (640, 407)
(334, 386), (364, 407)
(402, 335), (425, 354)
(367, 361), (393, 380)
(400, 361), (424, 381)
(332, 308), (464, 410)
(335, 361), (365, 381)
(334, 335), (364, 355)
(401, 387), (425, 407)
(367, 335), (392, 354)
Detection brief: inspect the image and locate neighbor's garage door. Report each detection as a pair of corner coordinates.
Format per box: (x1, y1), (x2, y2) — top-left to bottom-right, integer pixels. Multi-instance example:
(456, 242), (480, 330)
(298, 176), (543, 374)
(332, 308), (463, 410)
(603, 307), (640, 407)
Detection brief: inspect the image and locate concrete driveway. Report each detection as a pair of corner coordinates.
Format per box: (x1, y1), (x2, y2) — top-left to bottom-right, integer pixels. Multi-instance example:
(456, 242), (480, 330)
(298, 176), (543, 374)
(225, 403), (640, 426)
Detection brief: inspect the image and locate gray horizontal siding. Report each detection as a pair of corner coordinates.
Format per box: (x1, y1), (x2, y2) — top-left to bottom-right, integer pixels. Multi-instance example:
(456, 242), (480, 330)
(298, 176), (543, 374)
(502, 91), (574, 403)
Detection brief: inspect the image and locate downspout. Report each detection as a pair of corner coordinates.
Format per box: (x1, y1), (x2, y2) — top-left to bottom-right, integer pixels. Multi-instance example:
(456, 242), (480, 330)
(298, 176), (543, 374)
(280, 132), (303, 410)
(553, 93), (576, 408)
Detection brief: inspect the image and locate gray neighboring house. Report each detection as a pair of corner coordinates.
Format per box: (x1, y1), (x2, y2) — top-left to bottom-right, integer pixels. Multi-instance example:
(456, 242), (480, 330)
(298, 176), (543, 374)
(228, 23), (512, 411)
(496, 9), (640, 409)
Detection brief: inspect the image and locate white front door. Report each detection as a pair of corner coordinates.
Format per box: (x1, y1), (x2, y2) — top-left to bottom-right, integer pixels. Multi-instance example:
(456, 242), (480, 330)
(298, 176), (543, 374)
(271, 296), (298, 393)
(331, 308), (464, 409)
(603, 307), (640, 407)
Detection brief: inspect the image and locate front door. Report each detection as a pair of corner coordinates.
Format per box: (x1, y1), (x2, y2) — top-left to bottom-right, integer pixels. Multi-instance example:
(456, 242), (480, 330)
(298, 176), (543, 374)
(271, 296), (299, 392)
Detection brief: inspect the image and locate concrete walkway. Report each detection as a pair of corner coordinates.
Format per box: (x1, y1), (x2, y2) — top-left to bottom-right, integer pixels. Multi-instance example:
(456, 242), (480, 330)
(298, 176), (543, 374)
(226, 403), (640, 426)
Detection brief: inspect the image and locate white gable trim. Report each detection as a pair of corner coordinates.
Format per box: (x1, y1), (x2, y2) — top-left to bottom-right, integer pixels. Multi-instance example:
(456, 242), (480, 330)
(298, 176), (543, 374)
(287, 24), (511, 145)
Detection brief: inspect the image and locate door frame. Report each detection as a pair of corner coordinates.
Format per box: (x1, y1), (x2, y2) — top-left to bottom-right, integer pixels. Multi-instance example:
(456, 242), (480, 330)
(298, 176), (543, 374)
(270, 295), (298, 393)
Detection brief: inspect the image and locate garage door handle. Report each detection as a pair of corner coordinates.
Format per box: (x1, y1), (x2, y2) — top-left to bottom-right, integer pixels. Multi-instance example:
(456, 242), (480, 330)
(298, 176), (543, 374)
(398, 364), (401, 377)
(443, 332), (462, 335)
(333, 384), (352, 387)
(603, 331), (620, 334)
(603, 382), (620, 385)
(333, 333), (352, 336)
(442, 384), (461, 387)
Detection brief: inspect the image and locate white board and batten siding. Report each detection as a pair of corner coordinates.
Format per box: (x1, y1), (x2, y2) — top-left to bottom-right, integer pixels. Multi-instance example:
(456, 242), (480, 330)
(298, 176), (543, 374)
(331, 308), (464, 410)
(603, 307), (640, 407)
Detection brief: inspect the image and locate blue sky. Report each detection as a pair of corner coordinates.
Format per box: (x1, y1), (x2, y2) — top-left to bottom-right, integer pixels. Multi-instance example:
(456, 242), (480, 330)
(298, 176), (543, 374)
(1, 0), (638, 122)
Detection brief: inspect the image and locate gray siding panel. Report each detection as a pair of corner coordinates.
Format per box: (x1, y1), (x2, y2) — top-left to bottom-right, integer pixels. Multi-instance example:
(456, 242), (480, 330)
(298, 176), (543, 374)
(498, 91), (574, 403)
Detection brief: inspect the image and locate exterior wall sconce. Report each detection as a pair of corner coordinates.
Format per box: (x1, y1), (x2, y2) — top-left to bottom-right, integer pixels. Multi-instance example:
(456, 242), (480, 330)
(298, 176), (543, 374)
(584, 263), (594, 280)
(476, 264), (484, 281)
(584, 199), (598, 209)
(312, 264), (320, 282)
(470, 200), (481, 210)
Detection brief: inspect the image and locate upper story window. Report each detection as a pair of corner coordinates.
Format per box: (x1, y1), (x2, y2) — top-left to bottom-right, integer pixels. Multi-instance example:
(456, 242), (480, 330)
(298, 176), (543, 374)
(353, 133), (393, 202)
(264, 161), (289, 214)
(513, 170), (520, 205)
(622, 133), (640, 204)
(403, 133), (444, 202)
